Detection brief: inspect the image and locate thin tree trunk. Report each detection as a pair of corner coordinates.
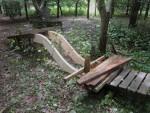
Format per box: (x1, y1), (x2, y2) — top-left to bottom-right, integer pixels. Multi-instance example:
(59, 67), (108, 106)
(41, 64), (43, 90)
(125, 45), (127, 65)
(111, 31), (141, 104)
(87, 0), (90, 19)
(59, 3), (63, 16)
(32, 0), (50, 20)
(110, 0), (114, 18)
(57, 0), (60, 18)
(139, 2), (145, 16)
(126, 0), (130, 15)
(97, 0), (111, 54)
(144, 0), (150, 19)
(24, 0), (29, 20)
(129, 0), (141, 27)
(95, 0), (97, 16)
(75, 0), (79, 17)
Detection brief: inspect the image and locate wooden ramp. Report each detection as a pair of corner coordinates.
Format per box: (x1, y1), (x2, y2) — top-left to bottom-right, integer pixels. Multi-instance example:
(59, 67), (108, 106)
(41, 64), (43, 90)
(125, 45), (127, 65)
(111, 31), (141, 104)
(109, 68), (150, 96)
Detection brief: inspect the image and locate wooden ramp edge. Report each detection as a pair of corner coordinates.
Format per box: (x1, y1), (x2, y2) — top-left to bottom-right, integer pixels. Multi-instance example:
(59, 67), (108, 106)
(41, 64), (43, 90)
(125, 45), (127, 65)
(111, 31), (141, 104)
(33, 34), (77, 73)
(48, 31), (85, 66)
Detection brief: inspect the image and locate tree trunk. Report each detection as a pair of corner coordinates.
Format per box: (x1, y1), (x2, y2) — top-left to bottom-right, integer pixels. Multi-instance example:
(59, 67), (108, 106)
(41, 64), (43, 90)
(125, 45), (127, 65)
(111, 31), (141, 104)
(139, 2), (145, 16)
(87, 0), (90, 19)
(129, 0), (141, 27)
(95, 0), (97, 16)
(75, 0), (79, 17)
(126, 0), (130, 15)
(32, 0), (50, 20)
(24, 0), (29, 20)
(57, 0), (60, 18)
(59, 3), (63, 16)
(97, 0), (111, 54)
(110, 0), (115, 18)
(144, 0), (150, 20)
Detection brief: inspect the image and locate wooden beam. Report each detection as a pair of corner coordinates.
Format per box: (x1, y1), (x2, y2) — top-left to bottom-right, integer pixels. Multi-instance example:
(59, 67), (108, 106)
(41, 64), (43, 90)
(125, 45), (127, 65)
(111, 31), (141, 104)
(77, 55), (132, 85)
(64, 56), (106, 80)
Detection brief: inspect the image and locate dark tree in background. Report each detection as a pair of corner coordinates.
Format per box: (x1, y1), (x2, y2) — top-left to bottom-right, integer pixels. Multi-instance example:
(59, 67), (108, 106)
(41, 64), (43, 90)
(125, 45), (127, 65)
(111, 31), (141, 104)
(32, 0), (50, 20)
(87, 0), (90, 19)
(75, 0), (79, 17)
(126, 0), (130, 15)
(129, 0), (141, 27)
(144, 0), (150, 19)
(24, 0), (29, 20)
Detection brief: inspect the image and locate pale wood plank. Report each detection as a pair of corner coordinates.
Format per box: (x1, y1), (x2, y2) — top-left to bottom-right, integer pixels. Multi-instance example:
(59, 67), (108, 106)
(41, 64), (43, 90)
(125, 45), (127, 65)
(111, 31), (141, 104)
(77, 55), (132, 85)
(110, 69), (130, 87)
(119, 71), (138, 89)
(128, 72), (146, 92)
(34, 34), (77, 73)
(138, 73), (150, 95)
(48, 31), (85, 66)
(64, 56), (106, 80)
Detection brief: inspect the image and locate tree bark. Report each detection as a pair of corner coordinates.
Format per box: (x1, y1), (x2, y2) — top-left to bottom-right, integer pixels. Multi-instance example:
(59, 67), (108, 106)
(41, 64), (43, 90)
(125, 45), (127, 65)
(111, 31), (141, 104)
(97, 0), (112, 54)
(32, 0), (50, 20)
(24, 0), (29, 20)
(75, 0), (79, 17)
(126, 0), (130, 15)
(57, 0), (60, 18)
(87, 0), (90, 19)
(144, 0), (150, 20)
(139, 2), (145, 16)
(129, 0), (141, 27)
(110, 0), (115, 18)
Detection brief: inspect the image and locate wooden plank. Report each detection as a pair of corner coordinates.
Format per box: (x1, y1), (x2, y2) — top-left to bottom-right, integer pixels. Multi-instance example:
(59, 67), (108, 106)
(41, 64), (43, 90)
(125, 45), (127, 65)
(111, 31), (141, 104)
(48, 31), (85, 66)
(119, 70), (138, 89)
(94, 69), (121, 92)
(86, 73), (110, 87)
(138, 73), (150, 95)
(77, 55), (132, 85)
(34, 34), (77, 73)
(110, 68), (130, 87)
(128, 72), (146, 92)
(64, 56), (106, 80)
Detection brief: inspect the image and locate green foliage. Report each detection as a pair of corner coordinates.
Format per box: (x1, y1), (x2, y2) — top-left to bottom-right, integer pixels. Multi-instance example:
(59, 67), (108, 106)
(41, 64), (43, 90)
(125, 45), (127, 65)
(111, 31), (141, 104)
(2, 0), (22, 19)
(108, 22), (150, 72)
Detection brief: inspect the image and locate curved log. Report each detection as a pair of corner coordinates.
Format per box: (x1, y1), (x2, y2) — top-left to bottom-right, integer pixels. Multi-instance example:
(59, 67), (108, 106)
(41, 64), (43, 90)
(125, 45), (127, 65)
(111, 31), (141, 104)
(33, 34), (77, 73)
(48, 31), (85, 66)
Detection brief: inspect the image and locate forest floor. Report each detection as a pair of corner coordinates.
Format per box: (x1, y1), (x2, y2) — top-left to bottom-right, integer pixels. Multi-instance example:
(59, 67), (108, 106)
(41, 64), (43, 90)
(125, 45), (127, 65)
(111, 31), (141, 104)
(0, 15), (150, 113)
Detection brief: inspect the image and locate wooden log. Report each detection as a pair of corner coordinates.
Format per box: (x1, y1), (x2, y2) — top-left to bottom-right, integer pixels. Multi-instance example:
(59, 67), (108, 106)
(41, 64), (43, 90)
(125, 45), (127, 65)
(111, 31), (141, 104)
(77, 55), (132, 85)
(64, 56), (106, 80)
